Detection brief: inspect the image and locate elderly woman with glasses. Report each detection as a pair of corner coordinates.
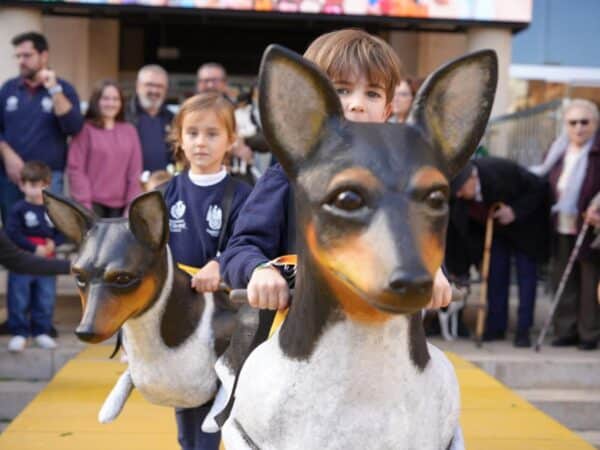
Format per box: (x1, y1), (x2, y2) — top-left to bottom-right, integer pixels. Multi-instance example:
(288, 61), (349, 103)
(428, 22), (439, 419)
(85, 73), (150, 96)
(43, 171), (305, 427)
(531, 98), (600, 350)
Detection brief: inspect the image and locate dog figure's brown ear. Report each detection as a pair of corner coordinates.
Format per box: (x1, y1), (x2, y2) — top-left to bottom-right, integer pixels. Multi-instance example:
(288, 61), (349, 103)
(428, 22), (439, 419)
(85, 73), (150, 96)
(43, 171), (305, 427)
(258, 44), (344, 177)
(43, 190), (96, 246)
(408, 49), (498, 177)
(128, 191), (169, 251)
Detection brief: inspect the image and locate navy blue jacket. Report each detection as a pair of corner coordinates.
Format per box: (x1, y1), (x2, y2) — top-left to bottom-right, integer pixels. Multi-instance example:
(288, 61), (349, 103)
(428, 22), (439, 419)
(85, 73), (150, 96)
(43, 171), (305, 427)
(125, 97), (174, 172)
(163, 171), (252, 268)
(0, 77), (83, 172)
(5, 200), (64, 252)
(220, 164), (293, 288)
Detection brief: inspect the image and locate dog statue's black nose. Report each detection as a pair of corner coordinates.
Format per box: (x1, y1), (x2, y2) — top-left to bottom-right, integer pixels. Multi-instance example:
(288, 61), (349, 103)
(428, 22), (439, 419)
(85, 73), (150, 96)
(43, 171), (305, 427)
(388, 270), (433, 295)
(75, 330), (96, 342)
(75, 325), (105, 343)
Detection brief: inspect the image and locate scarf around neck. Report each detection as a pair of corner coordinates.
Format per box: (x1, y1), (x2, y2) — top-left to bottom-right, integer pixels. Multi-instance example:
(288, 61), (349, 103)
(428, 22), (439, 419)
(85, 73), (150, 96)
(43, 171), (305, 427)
(529, 132), (593, 214)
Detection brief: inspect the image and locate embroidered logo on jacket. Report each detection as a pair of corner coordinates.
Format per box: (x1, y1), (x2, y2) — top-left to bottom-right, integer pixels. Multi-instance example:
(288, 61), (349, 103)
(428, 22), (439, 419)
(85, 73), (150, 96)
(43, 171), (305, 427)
(206, 204), (222, 237)
(41, 97), (53, 113)
(6, 96), (18, 112)
(24, 211), (39, 228)
(169, 201), (187, 233)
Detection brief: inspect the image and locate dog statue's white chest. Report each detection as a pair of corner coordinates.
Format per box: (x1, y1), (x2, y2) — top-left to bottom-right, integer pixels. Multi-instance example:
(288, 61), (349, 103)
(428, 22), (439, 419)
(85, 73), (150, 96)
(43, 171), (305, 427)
(223, 316), (460, 450)
(122, 257), (218, 408)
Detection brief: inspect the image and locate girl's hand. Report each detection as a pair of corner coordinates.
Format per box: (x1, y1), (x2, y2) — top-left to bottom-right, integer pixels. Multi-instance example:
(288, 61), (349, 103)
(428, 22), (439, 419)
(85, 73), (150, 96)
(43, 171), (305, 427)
(247, 265), (289, 310)
(191, 260), (221, 293)
(426, 267), (452, 310)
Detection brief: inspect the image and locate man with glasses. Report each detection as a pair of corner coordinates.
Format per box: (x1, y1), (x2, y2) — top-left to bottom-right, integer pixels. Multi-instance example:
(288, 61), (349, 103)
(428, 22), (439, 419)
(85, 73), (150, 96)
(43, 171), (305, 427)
(126, 64), (174, 174)
(0, 31), (83, 223)
(196, 62), (229, 98)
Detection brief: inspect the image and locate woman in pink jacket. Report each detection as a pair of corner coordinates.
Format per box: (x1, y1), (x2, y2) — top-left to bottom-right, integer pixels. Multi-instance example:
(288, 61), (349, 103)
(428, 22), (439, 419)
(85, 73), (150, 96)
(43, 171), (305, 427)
(67, 80), (142, 217)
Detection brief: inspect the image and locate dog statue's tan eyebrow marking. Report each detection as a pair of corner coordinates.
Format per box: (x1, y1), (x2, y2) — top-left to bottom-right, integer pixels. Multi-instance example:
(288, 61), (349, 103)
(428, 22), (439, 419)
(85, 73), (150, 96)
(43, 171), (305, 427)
(409, 166), (448, 191)
(327, 167), (382, 192)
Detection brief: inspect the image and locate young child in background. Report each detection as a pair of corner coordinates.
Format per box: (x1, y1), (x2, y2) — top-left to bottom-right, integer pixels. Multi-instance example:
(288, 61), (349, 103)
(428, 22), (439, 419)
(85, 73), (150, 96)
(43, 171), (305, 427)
(221, 28), (452, 310)
(6, 161), (64, 352)
(163, 92), (252, 450)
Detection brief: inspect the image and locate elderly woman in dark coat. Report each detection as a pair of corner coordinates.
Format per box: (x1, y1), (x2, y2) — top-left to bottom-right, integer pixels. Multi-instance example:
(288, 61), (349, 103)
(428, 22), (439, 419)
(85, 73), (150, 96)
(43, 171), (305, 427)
(531, 98), (600, 350)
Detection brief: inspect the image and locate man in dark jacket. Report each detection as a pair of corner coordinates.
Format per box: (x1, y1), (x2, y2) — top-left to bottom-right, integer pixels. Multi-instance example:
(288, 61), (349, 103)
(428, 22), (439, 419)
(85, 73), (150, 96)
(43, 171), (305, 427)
(0, 31), (83, 223)
(125, 64), (174, 174)
(446, 156), (550, 347)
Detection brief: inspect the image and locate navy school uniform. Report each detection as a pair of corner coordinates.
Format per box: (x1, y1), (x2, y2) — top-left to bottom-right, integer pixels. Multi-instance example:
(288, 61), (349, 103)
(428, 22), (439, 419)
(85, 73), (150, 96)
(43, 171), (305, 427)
(220, 163), (294, 288)
(0, 77), (83, 222)
(5, 200), (65, 337)
(163, 170), (252, 268)
(162, 169), (251, 450)
(0, 77), (83, 172)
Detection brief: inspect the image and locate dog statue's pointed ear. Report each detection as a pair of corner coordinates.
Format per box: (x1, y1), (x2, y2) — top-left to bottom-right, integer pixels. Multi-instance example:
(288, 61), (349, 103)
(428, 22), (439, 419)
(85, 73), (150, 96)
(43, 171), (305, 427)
(43, 190), (95, 246)
(408, 49), (497, 177)
(259, 44), (344, 177)
(128, 191), (168, 251)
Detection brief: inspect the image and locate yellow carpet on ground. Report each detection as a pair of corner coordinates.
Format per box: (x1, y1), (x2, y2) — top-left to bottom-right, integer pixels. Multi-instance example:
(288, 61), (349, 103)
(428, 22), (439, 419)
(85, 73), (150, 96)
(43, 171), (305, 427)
(0, 346), (594, 450)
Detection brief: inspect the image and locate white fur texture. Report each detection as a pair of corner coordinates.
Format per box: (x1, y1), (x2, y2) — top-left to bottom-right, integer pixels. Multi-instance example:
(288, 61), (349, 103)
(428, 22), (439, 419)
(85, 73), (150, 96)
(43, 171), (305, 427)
(98, 369), (134, 423)
(223, 315), (461, 450)
(121, 249), (218, 408)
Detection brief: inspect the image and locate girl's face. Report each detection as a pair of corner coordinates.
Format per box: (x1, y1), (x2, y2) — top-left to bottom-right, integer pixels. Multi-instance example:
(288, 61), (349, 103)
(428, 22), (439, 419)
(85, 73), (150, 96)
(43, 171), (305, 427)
(181, 110), (234, 174)
(99, 85), (122, 122)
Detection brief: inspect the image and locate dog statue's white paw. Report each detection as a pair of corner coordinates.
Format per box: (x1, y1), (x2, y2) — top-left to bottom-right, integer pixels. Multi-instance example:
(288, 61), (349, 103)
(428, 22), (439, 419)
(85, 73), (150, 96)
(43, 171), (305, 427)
(98, 369), (134, 423)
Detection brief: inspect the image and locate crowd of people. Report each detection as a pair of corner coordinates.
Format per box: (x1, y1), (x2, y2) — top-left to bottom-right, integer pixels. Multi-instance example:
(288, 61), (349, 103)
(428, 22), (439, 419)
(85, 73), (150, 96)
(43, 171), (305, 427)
(0, 25), (599, 450)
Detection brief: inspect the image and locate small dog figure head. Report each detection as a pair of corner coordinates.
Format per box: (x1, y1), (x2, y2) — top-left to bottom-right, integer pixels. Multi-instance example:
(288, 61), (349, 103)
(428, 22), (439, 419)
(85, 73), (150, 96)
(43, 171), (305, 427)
(43, 191), (169, 342)
(259, 45), (496, 318)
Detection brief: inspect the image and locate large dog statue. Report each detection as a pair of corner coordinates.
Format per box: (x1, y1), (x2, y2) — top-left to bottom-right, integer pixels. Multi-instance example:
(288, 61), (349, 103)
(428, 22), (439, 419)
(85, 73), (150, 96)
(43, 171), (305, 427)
(217, 45), (497, 449)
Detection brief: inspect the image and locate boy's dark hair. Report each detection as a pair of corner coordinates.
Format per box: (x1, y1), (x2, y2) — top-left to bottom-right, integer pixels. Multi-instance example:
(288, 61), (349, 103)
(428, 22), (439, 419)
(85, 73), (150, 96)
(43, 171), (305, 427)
(304, 28), (403, 104)
(85, 80), (126, 129)
(21, 161), (52, 184)
(11, 32), (48, 53)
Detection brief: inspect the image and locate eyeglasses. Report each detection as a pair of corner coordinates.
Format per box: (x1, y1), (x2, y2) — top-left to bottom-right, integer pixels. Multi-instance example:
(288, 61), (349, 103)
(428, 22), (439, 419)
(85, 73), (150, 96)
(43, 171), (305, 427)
(567, 119), (590, 127)
(142, 82), (167, 90)
(198, 77), (224, 85)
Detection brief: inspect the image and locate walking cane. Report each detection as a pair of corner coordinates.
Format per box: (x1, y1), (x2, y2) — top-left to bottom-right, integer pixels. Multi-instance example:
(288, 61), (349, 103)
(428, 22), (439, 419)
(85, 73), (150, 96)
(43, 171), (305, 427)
(474, 202), (502, 347)
(534, 222), (590, 352)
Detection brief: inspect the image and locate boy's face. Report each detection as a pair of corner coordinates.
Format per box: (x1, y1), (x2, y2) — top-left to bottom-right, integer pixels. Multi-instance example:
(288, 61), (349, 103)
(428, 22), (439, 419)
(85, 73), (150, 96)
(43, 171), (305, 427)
(20, 180), (48, 204)
(332, 74), (392, 123)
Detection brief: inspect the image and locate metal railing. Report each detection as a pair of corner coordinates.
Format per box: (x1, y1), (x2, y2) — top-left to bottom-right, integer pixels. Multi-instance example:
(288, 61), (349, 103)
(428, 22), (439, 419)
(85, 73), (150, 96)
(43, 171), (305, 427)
(482, 99), (565, 167)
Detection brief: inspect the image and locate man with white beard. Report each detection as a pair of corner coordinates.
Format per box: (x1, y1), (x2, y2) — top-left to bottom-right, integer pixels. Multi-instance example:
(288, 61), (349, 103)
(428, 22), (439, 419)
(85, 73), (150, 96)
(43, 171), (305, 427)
(126, 65), (174, 174)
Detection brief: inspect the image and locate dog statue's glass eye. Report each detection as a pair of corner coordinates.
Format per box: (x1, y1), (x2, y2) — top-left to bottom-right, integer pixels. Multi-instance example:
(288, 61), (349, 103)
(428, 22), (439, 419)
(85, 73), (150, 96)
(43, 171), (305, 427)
(333, 190), (364, 211)
(426, 190), (447, 210)
(114, 274), (134, 285)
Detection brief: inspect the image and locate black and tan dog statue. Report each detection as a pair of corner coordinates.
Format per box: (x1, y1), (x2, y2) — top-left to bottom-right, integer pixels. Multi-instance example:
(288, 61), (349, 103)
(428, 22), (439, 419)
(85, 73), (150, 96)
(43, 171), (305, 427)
(217, 46), (497, 449)
(43, 191), (253, 424)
